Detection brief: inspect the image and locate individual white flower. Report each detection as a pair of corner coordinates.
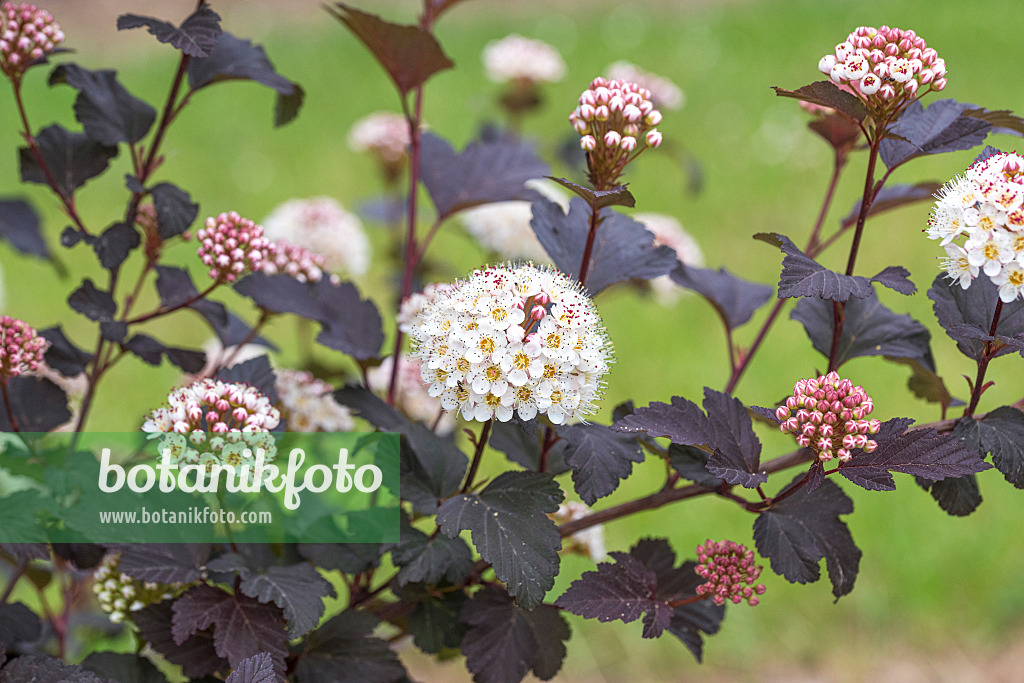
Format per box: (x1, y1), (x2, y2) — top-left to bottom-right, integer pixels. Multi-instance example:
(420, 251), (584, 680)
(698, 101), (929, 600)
(940, 243), (976, 289)
(367, 354), (456, 436)
(965, 230), (1014, 277)
(606, 61), (684, 111)
(993, 262), (1024, 303)
(408, 263), (612, 424)
(262, 197), (370, 277)
(275, 369), (353, 432)
(483, 34), (565, 85)
(633, 212), (704, 305)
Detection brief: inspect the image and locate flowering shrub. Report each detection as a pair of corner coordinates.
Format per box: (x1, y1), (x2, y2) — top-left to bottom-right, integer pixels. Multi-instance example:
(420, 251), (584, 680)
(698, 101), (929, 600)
(0, 3), (1021, 683)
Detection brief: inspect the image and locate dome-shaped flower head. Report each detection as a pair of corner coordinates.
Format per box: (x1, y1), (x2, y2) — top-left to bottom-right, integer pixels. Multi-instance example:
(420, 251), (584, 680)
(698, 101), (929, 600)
(570, 77), (664, 189)
(818, 26), (945, 122)
(195, 211), (270, 284)
(0, 3), (64, 83)
(483, 34), (565, 86)
(605, 61), (684, 111)
(262, 240), (338, 284)
(93, 552), (180, 624)
(634, 212), (704, 305)
(461, 199), (554, 264)
(0, 315), (48, 380)
(141, 378), (280, 469)
(694, 539), (766, 606)
(408, 263), (613, 425)
(776, 371), (879, 463)
(275, 369), (353, 432)
(348, 111), (410, 182)
(262, 197), (370, 277)
(927, 151), (1024, 301)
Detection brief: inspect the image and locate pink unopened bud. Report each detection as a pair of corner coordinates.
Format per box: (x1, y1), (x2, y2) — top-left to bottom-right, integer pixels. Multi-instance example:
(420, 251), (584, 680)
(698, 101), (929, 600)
(604, 130), (621, 147)
(645, 129), (662, 147)
(580, 135), (596, 151)
(620, 136), (637, 152)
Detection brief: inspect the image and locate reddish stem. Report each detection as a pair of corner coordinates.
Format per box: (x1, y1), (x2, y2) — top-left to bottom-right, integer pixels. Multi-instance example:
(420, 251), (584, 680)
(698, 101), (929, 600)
(963, 300), (1004, 418)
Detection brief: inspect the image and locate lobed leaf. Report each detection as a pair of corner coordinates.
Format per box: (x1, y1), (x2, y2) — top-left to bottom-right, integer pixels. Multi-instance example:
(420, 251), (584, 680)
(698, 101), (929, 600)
(295, 610), (406, 683)
(880, 99), (995, 169)
(215, 355), (278, 404)
(0, 376), (71, 432)
(0, 198), (49, 259)
(122, 334), (206, 373)
(954, 407), (1024, 488)
(928, 273), (1024, 361)
(702, 388), (765, 488)
(915, 473), (982, 517)
(151, 182), (199, 239)
(404, 587), (468, 655)
(556, 422), (644, 505)
(109, 543), (210, 584)
(39, 326), (91, 376)
(49, 64), (157, 146)
(20, 124), (118, 197)
(547, 177), (636, 210)
(92, 221), (140, 271)
(117, 5), (222, 57)
(0, 602), (42, 649)
(670, 263), (773, 329)
(667, 444), (722, 488)
(772, 81), (867, 122)
(611, 394), (710, 445)
(224, 652), (275, 683)
(391, 522), (475, 587)
(133, 602), (227, 679)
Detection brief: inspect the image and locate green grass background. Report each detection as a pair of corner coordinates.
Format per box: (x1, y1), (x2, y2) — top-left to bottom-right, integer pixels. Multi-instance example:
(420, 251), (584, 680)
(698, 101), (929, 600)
(2, 0), (1023, 679)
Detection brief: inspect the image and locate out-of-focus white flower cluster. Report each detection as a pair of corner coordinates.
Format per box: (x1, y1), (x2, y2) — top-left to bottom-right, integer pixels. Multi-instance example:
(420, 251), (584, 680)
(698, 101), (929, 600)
(262, 197), (370, 277)
(93, 553), (180, 624)
(409, 263), (612, 424)
(0, 2), (64, 81)
(483, 34), (565, 85)
(459, 179), (564, 263)
(928, 151), (1024, 302)
(634, 213), (704, 305)
(276, 368), (354, 432)
(606, 61), (684, 111)
(348, 111), (410, 166)
(550, 501), (606, 561)
(398, 282), (456, 335)
(367, 354), (456, 436)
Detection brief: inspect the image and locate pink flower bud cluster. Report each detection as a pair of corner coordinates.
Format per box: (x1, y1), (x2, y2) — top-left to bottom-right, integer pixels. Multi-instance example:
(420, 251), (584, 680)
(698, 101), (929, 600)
(694, 539), (766, 607)
(141, 378), (280, 436)
(818, 26), (945, 117)
(569, 77), (663, 189)
(262, 240), (339, 284)
(0, 3), (63, 81)
(196, 211), (271, 284)
(776, 371), (880, 463)
(0, 315), (48, 380)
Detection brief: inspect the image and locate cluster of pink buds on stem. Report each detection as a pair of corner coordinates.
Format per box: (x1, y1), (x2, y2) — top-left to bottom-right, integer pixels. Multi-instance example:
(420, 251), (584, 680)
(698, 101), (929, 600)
(0, 2), (63, 83)
(570, 77), (663, 190)
(819, 26), (945, 124)
(0, 315), (48, 381)
(694, 539), (766, 606)
(776, 371), (879, 463)
(262, 240), (338, 284)
(196, 211), (271, 284)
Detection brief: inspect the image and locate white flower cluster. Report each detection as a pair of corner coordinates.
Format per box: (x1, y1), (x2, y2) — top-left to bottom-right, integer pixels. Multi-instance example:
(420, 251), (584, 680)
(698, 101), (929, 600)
(482, 34), (565, 85)
(276, 369), (354, 432)
(928, 151), (1024, 302)
(551, 501), (606, 561)
(347, 111), (410, 165)
(262, 197), (370, 277)
(93, 553), (179, 624)
(409, 263), (612, 424)
(461, 201), (550, 263)
(606, 61), (684, 111)
(635, 212), (704, 305)
(367, 354), (456, 436)
(397, 282), (456, 334)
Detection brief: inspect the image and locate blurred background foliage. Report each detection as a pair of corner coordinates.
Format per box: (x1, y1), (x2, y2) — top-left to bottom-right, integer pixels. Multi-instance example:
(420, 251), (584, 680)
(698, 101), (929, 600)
(1, 0), (1022, 680)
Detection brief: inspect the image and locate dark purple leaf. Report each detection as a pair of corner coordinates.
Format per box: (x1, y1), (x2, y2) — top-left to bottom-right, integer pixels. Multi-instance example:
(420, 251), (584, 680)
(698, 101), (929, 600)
(50, 543), (104, 569)
(188, 32), (303, 127)
(69, 279), (115, 322)
(954, 407), (1024, 488)
(556, 422), (644, 504)
(556, 551), (668, 636)
(547, 177), (635, 210)
(297, 543), (383, 575)
(133, 603), (227, 679)
(233, 561), (337, 638)
(755, 232), (873, 301)
(753, 475), (860, 599)
(837, 417), (990, 491)
(224, 652), (275, 683)
(108, 543), (210, 584)
(214, 355), (277, 404)
(295, 610), (406, 683)
(840, 182), (943, 230)
(773, 81), (867, 122)
(0, 376), (71, 432)
(80, 652), (168, 683)
(20, 124), (118, 197)
(962, 109), (1024, 137)
(667, 444), (721, 487)
(792, 290), (934, 369)
(870, 266), (916, 295)
(117, 6), (222, 57)
(929, 273), (1024, 361)
(489, 417), (569, 474)
(403, 587), (468, 655)
(0, 198), (49, 258)
(326, 3), (453, 97)
(611, 394), (711, 445)
(0, 543), (50, 561)
(334, 385), (466, 510)
(880, 99), (994, 169)
(0, 602), (41, 648)
(151, 182), (198, 239)
(461, 585), (570, 683)
(92, 221), (140, 270)
(0, 655), (108, 683)
(883, 357), (957, 406)
(49, 64), (157, 146)
(99, 320), (127, 342)
(670, 263), (773, 329)
(915, 474), (982, 517)
(805, 460), (826, 493)
(420, 132), (549, 220)
(39, 326), (91, 376)
(702, 388), (765, 488)
(436, 471), (562, 609)
(391, 522), (474, 586)
(807, 114), (862, 153)
(530, 196), (678, 295)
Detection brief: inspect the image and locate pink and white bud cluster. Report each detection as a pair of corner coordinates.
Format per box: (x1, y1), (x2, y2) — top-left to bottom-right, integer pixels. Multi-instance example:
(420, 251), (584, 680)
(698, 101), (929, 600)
(262, 240), (339, 285)
(483, 34), (565, 85)
(0, 3), (63, 81)
(635, 213), (704, 305)
(367, 355), (456, 436)
(0, 315), (48, 380)
(262, 198), (370, 277)
(549, 501), (606, 561)
(570, 77), (664, 189)
(93, 553), (180, 625)
(409, 263), (612, 424)
(818, 26), (945, 117)
(275, 369), (353, 432)
(694, 539), (766, 607)
(928, 152), (1024, 302)
(196, 211), (270, 284)
(347, 111), (410, 166)
(776, 371), (879, 463)
(605, 61), (684, 111)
